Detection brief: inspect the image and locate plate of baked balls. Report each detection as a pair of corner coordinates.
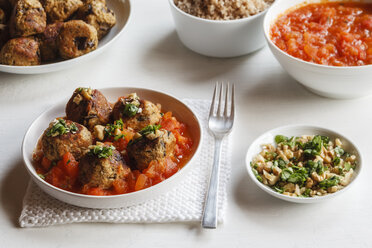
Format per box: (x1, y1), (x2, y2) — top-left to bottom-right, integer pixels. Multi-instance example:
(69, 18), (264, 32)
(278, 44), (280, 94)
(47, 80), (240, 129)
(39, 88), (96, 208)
(22, 87), (202, 208)
(0, 0), (131, 74)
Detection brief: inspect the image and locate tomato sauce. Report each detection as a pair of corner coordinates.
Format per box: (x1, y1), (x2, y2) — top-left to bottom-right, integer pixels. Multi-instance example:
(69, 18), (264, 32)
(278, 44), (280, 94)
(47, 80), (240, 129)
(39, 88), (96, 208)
(35, 112), (193, 196)
(271, 2), (372, 66)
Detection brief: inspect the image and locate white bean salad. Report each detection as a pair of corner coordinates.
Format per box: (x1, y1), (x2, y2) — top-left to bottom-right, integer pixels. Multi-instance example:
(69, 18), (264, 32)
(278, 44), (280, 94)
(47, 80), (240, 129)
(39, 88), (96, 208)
(250, 135), (357, 197)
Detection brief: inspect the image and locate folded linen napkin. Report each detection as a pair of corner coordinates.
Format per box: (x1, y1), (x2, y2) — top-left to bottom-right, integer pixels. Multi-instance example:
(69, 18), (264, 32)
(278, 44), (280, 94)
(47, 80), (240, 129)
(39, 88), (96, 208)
(19, 99), (232, 227)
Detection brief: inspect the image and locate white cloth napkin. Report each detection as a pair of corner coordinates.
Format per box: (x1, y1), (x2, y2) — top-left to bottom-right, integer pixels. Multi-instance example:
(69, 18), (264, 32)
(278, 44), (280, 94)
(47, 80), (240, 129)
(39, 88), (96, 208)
(19, 99), (232, 227)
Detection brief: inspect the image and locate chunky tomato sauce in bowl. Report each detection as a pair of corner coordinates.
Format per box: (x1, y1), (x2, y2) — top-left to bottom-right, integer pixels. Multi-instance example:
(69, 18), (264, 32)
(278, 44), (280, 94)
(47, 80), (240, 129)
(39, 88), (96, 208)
(264, 0), (372, 99)
(22, 87), (202, 208)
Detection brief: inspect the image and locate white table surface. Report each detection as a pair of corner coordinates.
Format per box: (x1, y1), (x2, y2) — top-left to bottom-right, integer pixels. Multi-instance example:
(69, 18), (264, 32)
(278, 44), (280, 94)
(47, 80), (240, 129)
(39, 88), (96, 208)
(1, 0), (371, 247)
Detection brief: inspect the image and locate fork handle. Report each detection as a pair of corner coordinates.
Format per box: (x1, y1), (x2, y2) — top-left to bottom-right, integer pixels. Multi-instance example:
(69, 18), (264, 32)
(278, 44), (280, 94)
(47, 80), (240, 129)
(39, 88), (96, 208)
(202, 138), (223, 229)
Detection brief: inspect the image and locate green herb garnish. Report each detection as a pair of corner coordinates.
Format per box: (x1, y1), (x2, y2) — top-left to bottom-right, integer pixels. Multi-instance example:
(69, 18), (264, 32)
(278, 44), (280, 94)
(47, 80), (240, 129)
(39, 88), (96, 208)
(273, 185), (284, 194)
(335, 146), (345, 156)
(252, 168), (262, 182)
(46, 119), (78, 137)
(302, 188), (311, 197)
(274, 135), (297, 148)
(319, 176), (340, 189)
(139, 124), (161, 136)
(104, 119), (124, 138)
(344, 162), (352, 171)
(123, 103), (139, 117)
(333, 157), (341, 166)
(305, 160), (325, 175)
(88, 145), (115, 158)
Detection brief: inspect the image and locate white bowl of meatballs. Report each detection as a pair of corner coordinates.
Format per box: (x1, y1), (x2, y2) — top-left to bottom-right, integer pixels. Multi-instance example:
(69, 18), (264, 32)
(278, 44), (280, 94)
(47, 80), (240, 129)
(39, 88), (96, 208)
(22, 87), (202, 208)
(0, 0), (131, 74)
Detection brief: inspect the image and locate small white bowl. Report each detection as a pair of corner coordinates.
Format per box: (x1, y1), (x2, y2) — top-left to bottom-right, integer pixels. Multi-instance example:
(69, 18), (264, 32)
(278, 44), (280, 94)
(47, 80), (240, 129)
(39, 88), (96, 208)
(22, 87), (202, 208)
(245, 125), (362, 203)
(0, 0), (131, 74)
(168, 0), (270, 57)
(264, 0), (372, 99)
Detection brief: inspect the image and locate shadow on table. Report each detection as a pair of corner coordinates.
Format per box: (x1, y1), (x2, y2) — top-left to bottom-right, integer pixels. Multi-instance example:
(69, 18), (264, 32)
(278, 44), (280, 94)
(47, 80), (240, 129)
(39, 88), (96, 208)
(140, 30), (260, 84)
(1, 158), (29, 227)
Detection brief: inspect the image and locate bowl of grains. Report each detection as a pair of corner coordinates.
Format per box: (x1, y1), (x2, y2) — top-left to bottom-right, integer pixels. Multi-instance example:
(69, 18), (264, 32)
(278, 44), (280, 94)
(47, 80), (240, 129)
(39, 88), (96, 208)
(245, 125), (362, 203)
(168, 0), (274, 57)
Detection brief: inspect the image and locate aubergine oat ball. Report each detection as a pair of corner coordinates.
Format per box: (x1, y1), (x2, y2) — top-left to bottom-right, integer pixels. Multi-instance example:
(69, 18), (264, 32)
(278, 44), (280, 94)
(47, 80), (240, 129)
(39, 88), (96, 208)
(112, 93), (162, 132)
(65, 88), (112, 130)
(77, 0), (116, 40)
(41, 119), (93, 161)
(38, 22), (62, 61)
(79, 144), (131, 189)
(9, 0), (46, 37)
(43, 0), (83, 22)
(58, 20), (98, 59)
(0, 37), (40, 65)
(127, 128), (176, 171)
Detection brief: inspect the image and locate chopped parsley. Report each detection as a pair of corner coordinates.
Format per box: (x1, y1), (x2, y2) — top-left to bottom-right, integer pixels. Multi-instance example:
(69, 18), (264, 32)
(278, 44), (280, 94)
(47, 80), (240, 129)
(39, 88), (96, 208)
(104, 119), (125, 141)
(252, 167), (262, 182)
(123, 103), (139, 117)
(319, 176), (340, 189)
(88, 145), (115, 158)
(302, 135), (329, 159)
(335, 146), (345, 156)
(139, 125), (161, 136)
(280, 166), (308, 186)
(344, 162), (353, 171)
(275, 135), (297, 149)
(46, 119), (78, 137)
(305, 160), (325, 175)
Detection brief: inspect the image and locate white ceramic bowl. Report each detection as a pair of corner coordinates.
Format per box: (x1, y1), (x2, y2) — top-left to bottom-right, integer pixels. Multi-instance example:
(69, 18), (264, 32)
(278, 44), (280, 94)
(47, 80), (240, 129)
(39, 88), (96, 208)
(0, 0), (131, 74)
(245, 125), (362, 203)
(264, 0), (372, 99)
(168, 0), (270, 57)
(22, 87), (202, 208)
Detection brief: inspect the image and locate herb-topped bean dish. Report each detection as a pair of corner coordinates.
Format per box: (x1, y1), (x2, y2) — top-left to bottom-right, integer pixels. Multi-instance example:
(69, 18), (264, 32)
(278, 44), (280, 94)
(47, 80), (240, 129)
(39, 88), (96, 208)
(250, 135), (357, 198)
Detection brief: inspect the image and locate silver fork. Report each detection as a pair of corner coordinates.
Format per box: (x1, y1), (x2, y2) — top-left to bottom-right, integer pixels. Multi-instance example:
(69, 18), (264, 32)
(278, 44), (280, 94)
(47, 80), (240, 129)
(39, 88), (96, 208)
(202, 82), (235, 229)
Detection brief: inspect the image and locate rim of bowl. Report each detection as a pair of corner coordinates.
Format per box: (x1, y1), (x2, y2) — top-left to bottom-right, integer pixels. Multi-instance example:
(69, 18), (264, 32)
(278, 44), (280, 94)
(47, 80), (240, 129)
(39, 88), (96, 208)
(168, 0), (271, 24)
(0, 0), (132, 71)
(22, 86), (203, 199)
(263, 0), (372, 70)
(245, 124), (363, 202)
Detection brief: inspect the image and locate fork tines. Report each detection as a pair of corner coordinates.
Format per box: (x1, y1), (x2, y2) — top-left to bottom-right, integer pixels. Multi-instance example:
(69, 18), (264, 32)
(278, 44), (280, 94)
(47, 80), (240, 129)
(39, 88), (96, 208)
(209, 82), (235, 118)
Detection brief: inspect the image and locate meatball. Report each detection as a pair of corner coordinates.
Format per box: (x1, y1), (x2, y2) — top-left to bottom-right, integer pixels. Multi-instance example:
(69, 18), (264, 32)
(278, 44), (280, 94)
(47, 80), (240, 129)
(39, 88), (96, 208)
(9, 0), (46, 37)
(112, 93), (162, 132)
(43, 0), (83, 22)
(77, 0), (116, 40)
(0, 37), (40, 65)
(58, 20), (97, 59)
(79, 144), (130, 189)
(38, 22), (62, 61)
(127, 127), (176, 171)
(41, 119), (93, 161)
(65, 87), (112, 130)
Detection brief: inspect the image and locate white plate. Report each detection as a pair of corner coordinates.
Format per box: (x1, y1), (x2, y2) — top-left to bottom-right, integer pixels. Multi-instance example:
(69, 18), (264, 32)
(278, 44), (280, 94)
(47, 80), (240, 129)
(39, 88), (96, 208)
(245, 125), (362, 203)
(22, 87), (202, 208)
(0, 0), (131, 74)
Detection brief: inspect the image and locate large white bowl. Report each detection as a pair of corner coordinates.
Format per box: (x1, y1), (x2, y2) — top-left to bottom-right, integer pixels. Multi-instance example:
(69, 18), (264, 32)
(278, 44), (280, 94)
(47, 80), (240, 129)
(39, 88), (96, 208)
(168, 0), (270, 57)
(264, 0), (372, 99)
(245, 125), (362, 203)
(22, 87), (202, 208)
(0, 0), (131, 74)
